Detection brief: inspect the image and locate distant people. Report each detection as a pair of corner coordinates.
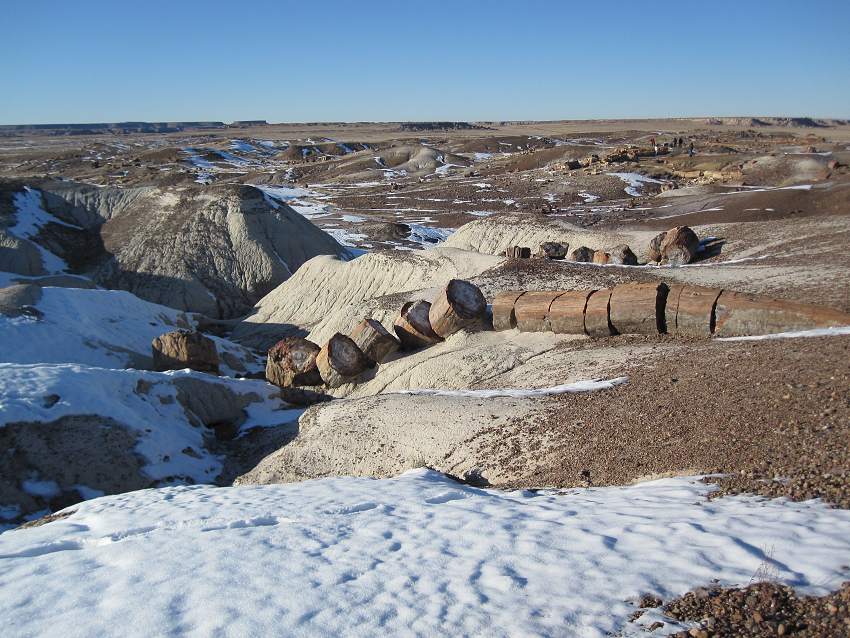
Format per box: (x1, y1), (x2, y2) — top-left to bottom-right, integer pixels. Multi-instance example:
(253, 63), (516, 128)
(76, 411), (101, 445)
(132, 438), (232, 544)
(678, 137), (684, 147)
(688, 141), (695, 157)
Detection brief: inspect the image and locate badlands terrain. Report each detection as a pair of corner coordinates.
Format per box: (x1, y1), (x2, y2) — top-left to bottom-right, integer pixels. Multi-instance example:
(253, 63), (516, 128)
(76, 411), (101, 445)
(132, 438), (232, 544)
(1, 117), (850, 636)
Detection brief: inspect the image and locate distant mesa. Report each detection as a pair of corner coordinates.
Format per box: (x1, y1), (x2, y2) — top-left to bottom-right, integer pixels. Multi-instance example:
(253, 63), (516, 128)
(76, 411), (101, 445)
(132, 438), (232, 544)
(399, 121), (492, 132)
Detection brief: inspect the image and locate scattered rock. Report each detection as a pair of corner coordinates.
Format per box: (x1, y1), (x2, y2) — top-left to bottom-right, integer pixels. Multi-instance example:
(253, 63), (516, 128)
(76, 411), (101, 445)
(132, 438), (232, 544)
(152, 329), (220, 375)
(537, 242), (568, 259)
(660, 226), (700, 265)
(265, 337), (322, 387)
(608, 244), (638, 265)
(569, 246), (595, 262)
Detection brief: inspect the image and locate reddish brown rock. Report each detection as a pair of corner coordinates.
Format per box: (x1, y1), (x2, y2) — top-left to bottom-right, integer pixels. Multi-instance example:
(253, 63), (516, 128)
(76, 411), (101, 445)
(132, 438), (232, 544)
(609, 282), (669, 335)
(265, 337), (322, 387)
(569, 246), (595, 262)
(665, 285), (723, 337)
(537, 242), (569, 259)
(608, 244), (638, 266)
(492, 291), (526, 331)
(592, 250), (610, 265)
(152, 330), (219, 375)
(428, 279), (487, 337)
(514, 291), (565, 332)
(660, 226), (700, 265)
(584, 289), (614, 338)
(549, 290), (594, 335)
(505, 246), (532, 259)
(713, 291), (850, 337)
(394, 300), (443, 350)
(350, 319), (400, 365)
(316, 333), (369, 388)
(647, 231), (667, 262)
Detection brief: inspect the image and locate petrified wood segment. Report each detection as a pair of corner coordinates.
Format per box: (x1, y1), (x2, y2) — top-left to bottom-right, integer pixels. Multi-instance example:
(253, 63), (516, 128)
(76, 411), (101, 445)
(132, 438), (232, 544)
(549, 290), (594, 335)
(428, 279), (487, 338)
(350, 319), (400, 365)
(265, 337), (322, 387)
(666, 285), (723, 337)
(713, 291), (850, 337)
(584, 289), (614, 338)
(316, 333), (369, 388)
(537, 242), (568, 259)
(393, 300), (443, 350)
(492, 291), (526, 331)
(609, 282), (670, 335)
(514, 291), (565, 332)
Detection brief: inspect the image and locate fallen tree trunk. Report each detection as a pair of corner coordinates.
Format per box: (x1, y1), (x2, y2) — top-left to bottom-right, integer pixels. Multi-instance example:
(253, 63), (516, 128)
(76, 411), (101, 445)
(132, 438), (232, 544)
(316, 333), (369, 388)
(350, 318), (400, 365)
(428, 279), (487, 338)
(514, 291), (565, 332)
(266, 337), (322, 387)
(609, 282), (670, 335)
(394, 300), (443, 350)
(665, 285), (722, 337)
(549, 290), (594, 335)
(584, 289), (614, 338)
(713, 291), (850, 337)
(492, 291), (526, 331)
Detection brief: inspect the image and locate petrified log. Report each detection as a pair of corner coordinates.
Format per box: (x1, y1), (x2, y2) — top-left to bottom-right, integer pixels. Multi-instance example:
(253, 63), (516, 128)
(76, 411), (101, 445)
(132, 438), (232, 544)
(665, 285), (722, 337)
(505, 246), (532, 259)
(350, 318), (400, 365)
(647, 231), (667, 262)
(609, 282), (670, 335)
(316, 333), (369, 388)
(152, 329), (219, 375)
(492, 290), (526, 331)
(584, 289), (614, 338)
(549, 290), (594, 335)
(660, 225), (700, 265)
(428, 279), (487, 338)
(608, 244), (638, 265)
(592, 250), (610, 265)
(537, 242), (569, 259)
(713, 291), (850, 337)
(265, 337), (322, 387)
(569, 246), (594, 262)
(394, 300), (443, 350)
(514, 291), (565, 332)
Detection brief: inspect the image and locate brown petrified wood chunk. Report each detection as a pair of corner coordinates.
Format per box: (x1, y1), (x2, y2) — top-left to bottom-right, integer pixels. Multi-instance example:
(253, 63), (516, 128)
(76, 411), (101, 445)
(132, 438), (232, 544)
(265, 337), (322, 387)
(549, 290), (594, 335)
(592, 250), (610, 265)
(713, 291), (850, 337)
(428, 279), (487, 338)
(608, 244), (638, 265)
(152, 329), (219, 375)
(609, 282), (670, 335)
(537, 242), (569, 259)
(569, 246), (595, 262)
(665, 285), (723, 337)
(647, 231), (667, 262)
(492, 291), (526, 331)
(393, 300), (443, 350)
(514, 291), (565, 332)
(315, 333), (369, 388)
(584, 289), (614, 338)
(505, 246), (532, 259)
(660, 225), (700, 265)
(350, 318), (400, 365)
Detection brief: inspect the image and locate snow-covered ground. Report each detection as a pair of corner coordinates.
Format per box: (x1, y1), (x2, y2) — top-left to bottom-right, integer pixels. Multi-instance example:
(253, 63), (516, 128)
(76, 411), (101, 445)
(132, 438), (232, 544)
(0, 287), (261, 375)
(0, 363), (292, 483)
(608, 172), (667, 197)
(1, 469), (849, 637)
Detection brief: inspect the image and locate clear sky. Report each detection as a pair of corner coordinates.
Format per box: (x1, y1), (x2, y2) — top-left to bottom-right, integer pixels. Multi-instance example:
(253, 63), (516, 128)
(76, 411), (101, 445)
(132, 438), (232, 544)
(3, 0), (848, 124)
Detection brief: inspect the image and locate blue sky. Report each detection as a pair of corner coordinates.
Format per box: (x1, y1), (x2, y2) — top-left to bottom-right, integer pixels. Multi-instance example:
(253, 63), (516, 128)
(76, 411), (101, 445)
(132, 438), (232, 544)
(2, 0), (848, 124)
